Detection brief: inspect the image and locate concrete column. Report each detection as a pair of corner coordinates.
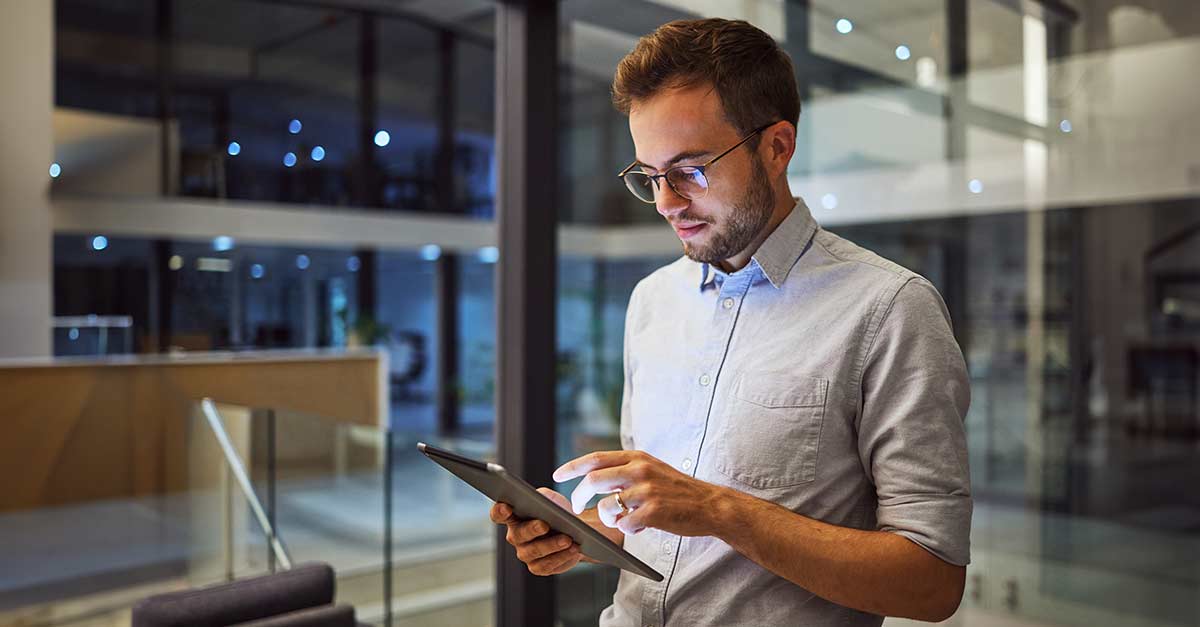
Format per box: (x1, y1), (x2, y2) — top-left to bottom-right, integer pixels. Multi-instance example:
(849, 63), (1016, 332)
(0, 2), (54, 358)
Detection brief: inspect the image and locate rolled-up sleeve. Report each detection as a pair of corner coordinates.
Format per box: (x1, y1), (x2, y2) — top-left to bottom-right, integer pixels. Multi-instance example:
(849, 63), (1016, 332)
(857, 277), (972, 566)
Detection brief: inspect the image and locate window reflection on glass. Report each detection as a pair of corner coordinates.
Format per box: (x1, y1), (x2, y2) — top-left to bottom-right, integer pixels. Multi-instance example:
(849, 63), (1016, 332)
(53, 0), (497, 214)
(40, 1), (1200, 625)
(554, 2), (1200, 626)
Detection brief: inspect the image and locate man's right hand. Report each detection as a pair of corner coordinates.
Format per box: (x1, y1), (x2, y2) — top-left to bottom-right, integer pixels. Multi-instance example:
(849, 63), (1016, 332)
(491, 487), (584, 576)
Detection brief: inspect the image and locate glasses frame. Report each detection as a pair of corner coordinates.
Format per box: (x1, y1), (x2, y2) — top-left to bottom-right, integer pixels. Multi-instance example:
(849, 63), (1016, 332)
(616, 122), (776, 204)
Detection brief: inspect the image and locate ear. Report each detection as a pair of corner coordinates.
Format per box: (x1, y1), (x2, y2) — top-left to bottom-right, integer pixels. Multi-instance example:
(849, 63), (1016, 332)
(760, 121), (796, 179)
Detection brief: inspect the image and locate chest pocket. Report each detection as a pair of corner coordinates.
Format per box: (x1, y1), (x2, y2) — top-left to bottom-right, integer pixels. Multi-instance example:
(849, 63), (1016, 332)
(714, 372), (828, 489)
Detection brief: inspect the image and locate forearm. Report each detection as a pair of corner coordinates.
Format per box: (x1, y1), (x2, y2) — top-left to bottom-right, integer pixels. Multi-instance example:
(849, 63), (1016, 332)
(712, 487), (964, 621)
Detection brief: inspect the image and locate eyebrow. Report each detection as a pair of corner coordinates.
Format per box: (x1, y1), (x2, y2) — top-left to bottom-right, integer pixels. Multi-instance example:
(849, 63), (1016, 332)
(633, 149), (713, 172)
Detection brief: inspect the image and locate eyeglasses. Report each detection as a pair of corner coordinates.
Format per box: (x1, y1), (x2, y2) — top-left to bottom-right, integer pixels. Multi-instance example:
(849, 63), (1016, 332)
(616, 122), (775, 204)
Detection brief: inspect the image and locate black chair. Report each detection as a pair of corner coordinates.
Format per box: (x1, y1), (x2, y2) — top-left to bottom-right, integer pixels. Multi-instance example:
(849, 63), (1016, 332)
(132, 563), (356, 627)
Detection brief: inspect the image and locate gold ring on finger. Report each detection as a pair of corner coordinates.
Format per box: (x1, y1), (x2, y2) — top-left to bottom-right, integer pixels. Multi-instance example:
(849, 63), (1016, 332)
(614, 491), (629, 516)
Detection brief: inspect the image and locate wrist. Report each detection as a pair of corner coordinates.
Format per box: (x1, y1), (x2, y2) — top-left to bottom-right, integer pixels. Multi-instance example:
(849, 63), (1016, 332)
(707, 484), (750, 542)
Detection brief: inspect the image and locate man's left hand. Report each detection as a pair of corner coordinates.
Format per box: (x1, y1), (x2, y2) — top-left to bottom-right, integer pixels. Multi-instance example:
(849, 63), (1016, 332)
(553, 450), (728, 537)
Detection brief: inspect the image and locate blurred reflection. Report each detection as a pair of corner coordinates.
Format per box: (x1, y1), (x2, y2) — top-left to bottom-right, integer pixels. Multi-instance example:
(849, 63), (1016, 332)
(554, 1), (1200, 626)
(35, 0), (1200, 625)
(54, 0), (496, 214)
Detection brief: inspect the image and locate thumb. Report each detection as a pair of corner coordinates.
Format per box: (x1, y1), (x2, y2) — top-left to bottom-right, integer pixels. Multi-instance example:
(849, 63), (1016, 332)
(537, 487), (572, 512)
(490, 501), (516, 524)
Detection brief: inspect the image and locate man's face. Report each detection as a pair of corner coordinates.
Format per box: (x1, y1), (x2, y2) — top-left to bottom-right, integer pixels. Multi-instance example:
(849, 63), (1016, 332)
(628, 84), (774, 266)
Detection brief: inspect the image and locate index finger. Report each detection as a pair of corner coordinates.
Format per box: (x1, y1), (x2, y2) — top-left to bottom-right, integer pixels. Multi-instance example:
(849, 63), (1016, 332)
(569, 466), (629, 514)
(553, 450), (635, 482)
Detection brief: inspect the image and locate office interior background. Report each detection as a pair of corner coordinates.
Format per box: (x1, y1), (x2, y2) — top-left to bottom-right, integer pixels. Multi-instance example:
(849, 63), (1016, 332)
(1, 0), (1198, 625)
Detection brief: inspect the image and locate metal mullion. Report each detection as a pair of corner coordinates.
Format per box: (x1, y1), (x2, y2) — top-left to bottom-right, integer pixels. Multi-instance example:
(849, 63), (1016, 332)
(494, 2), (560, 626)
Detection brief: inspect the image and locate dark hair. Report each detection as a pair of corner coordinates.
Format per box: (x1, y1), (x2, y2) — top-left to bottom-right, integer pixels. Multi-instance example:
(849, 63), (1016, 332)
(611, 18), (801, 136)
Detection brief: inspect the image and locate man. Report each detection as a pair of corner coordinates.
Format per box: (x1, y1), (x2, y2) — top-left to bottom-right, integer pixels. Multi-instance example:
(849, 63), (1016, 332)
(491, 18), (971, 626)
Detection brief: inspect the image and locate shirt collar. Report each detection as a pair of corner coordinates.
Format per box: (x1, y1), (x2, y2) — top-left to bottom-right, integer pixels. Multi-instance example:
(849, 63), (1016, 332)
(699, 261), (716, 291)
(697, 197), (818, 292)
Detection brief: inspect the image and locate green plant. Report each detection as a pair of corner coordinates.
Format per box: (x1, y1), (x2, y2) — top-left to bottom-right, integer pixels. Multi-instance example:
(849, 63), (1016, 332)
(337, 308), (392, 346)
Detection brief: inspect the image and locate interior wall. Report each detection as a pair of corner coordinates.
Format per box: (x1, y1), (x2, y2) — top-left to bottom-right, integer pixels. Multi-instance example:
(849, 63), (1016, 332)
(0, 2), (54, 358)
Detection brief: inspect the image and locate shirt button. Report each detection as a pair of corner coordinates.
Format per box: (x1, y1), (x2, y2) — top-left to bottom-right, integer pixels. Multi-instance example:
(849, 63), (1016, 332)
(681, 458), (693, 470)
(699, 374), (711, 386)
(722, 297), (734, 309)
(661, 540), (672, 553)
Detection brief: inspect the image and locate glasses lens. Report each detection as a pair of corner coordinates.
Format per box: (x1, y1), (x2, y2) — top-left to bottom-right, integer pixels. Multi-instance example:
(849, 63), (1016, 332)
(622, 171), (657, 203)
(668, 167), (708, 200)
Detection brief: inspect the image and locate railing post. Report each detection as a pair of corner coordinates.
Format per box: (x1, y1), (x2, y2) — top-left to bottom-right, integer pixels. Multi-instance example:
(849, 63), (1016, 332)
(383, 431), (394, 627)
(267, 408), (277, 573)
(200, 399), (293, 574)
(222, 461), (234, 581)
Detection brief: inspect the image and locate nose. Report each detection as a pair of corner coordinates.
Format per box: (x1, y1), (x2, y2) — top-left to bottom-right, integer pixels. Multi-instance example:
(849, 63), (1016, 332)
(654, 179), (689, 220)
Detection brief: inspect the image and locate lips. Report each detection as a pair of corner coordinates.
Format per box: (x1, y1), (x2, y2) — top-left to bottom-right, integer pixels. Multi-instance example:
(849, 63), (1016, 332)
(673, 222), (707, 239)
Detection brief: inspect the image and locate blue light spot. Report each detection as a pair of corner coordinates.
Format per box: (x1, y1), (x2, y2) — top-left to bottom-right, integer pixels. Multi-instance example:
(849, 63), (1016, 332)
(311, 145), (325, 162)
(968, 179), (984, 194)
(250, 263), (265, 279)
(477, 246), (499, 264)
(49, 163), (62, 178)
(895, 45), (911, 61)
(288, 119), (302, 134)
(420, 244), (442, 261)
(283, 152), (297, 168)
(69, 328), (80, 341)
(1059, 119), (1072, 133)
(346, 256), (361, 272)
(227, 141), (241, 156)
(91, 235), (108, 251)
(374, 130), (391, 147)
(821, 193), (838, 210)
(836, 18), (853, 34)
(296, 254), (310, 270)
(213, 236), (235, 252)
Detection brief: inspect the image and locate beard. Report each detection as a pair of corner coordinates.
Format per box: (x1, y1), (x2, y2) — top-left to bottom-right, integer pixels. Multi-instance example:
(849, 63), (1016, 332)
(680, 156), (775, 266)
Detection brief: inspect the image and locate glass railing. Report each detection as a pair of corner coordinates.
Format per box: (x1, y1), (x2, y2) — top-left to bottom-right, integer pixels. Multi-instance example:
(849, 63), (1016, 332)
(196, 399), (292, 576)
(0, 395), (498, 627)
(964, 502), (1199, 627)
(3, 398), (1196, 627)
(185, 400), (498, 626)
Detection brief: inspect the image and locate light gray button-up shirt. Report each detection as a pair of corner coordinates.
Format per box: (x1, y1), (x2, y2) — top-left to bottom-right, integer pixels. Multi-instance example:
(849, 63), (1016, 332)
(599, 198), (972, 627)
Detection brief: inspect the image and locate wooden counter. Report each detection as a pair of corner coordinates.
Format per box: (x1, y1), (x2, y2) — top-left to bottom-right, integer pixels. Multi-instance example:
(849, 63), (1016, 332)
(0, 349), (388, 513)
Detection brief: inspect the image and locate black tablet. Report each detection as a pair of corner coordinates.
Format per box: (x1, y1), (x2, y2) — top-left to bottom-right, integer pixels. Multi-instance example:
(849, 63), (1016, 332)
(417, 442), (663, 581)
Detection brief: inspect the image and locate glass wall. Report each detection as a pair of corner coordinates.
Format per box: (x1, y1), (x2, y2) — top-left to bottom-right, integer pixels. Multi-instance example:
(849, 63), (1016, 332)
(31, 2), (503, 625)
(23, 0), (1200, 625)
(54, 0), (496, 215)
(554, 1), (1200, 626)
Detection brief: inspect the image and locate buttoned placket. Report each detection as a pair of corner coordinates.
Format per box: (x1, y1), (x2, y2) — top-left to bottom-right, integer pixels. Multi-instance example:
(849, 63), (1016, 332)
(639, 264), (756, 626)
